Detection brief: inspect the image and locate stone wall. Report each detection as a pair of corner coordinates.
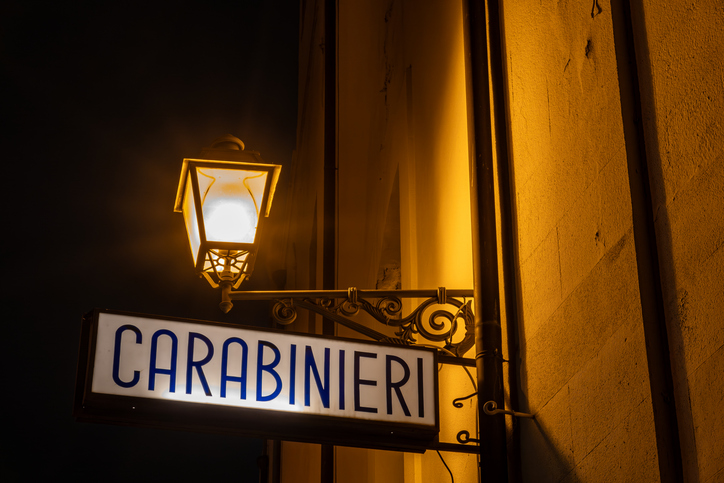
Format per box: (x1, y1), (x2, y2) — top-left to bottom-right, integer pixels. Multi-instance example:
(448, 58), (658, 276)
(283, 0), (724, 481)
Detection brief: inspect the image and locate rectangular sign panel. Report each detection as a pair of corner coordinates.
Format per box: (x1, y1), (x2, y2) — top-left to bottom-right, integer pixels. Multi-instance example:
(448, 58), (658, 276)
(75, 309), (439, 452)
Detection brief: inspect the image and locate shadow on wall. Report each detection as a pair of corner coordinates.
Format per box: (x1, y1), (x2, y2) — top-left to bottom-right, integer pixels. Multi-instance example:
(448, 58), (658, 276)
(627, 1), (698, 481)
(521, 418), (576, 483)
(503, 153), (576, 482)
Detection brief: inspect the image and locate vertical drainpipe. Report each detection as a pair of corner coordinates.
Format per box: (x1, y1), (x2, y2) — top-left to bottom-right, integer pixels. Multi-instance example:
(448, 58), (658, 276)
(322, 0), (337, 481)
(463, 0), (509, 481)
(485, 0), (523, 479)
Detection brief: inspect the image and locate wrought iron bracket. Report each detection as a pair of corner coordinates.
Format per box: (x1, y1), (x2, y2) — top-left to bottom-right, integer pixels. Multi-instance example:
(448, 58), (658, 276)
(454, 402), (534, 448)
(453, 398), (534, 447)
(456, 430), (481, 445)
(221, 285), (476, 357)
(483, 400), (535, 419)
(452, 391), (477, 408)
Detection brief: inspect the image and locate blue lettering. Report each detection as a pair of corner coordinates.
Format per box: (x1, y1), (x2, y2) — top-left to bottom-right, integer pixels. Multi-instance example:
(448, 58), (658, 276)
(256, 341), (282, 401)
(304, 346), (330, 408)
(149, 329), (178, 392)
(354, 351), (378, 413)
(339, 350), (346, 410)
(186, 332), (214, 396)
(220, 337), (248, 399)
(385, 355), (411, 416)
(112, 325), (141, 388)
(289, 344), (297, 404)
(417, 358), (425, 417)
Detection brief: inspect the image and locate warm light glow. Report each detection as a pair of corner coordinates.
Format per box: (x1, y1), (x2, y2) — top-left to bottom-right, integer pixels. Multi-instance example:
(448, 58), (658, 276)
(204, 198), (256, 242)
(182, 172), (201, 263)
(173, 153), (281, 285)
(197, 167), (268, 244)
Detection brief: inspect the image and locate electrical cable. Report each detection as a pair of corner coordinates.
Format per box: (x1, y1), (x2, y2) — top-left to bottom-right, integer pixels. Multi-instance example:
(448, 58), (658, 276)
(437, 450), (455, 483)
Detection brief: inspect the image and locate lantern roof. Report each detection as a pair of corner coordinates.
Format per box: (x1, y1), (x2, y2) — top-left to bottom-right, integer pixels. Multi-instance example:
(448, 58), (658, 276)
(173, 143), (281, 216)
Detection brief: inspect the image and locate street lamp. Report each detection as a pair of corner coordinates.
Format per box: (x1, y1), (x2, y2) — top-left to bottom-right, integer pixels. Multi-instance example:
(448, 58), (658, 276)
(173, 137), (531, 456)
(174, 135), (281, 291)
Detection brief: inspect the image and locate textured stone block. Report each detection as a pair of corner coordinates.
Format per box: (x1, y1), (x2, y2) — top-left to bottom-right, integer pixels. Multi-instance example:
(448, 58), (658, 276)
(691, 345), (724, 483)
(523, 229), (641, 412)
(667, 245), (724, 382)
(664, 157), (724, 300)
(642, 0), (724, 204)
(563, 397), (659, 482)
(568, 315), (651, 461)
(520, 228), (563, 339)
(558, 151), (631, 300)
(507, 1), (627, 263)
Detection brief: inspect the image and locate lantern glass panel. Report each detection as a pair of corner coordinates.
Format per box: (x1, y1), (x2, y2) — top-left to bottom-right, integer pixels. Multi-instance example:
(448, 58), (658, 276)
(196, 167), (268, 244)
(182, 172), (201, 263)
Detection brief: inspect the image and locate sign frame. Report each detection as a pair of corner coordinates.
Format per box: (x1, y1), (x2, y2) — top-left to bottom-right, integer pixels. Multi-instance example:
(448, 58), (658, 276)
(75, 309), (440, 452)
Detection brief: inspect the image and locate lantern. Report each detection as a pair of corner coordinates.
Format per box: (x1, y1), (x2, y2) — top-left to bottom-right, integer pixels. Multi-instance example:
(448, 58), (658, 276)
(174, 135), (281, 288)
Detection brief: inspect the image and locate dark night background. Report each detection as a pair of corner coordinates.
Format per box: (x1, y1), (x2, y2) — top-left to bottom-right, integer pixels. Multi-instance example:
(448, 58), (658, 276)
(2, 1), (299, 480)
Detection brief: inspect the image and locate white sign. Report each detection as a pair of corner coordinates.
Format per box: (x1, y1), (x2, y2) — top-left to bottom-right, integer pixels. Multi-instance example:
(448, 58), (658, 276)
(90, 312), (437, 427)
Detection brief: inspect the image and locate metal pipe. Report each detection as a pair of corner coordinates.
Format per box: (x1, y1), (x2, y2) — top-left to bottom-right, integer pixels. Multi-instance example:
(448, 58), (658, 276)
(462, 0), (509, 480)
(485, 0), (525, 478)
(322, 0), (337, 479)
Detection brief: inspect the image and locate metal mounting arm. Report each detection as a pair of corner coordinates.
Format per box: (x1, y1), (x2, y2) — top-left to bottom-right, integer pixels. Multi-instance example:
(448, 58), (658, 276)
(220, 284), (476, 357)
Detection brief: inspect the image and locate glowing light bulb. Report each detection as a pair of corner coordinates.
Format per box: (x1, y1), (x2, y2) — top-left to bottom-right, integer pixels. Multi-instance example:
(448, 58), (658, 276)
(204, 198), (256, 243)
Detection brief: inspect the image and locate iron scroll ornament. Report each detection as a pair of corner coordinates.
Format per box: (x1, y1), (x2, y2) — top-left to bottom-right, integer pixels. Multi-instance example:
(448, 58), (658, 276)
(224, 286), (476, 357)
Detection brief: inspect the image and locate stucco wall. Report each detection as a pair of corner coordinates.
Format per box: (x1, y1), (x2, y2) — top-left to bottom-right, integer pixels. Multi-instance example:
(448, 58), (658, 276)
(284, 0), (477, 482)
(335, 0), (478, 481)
